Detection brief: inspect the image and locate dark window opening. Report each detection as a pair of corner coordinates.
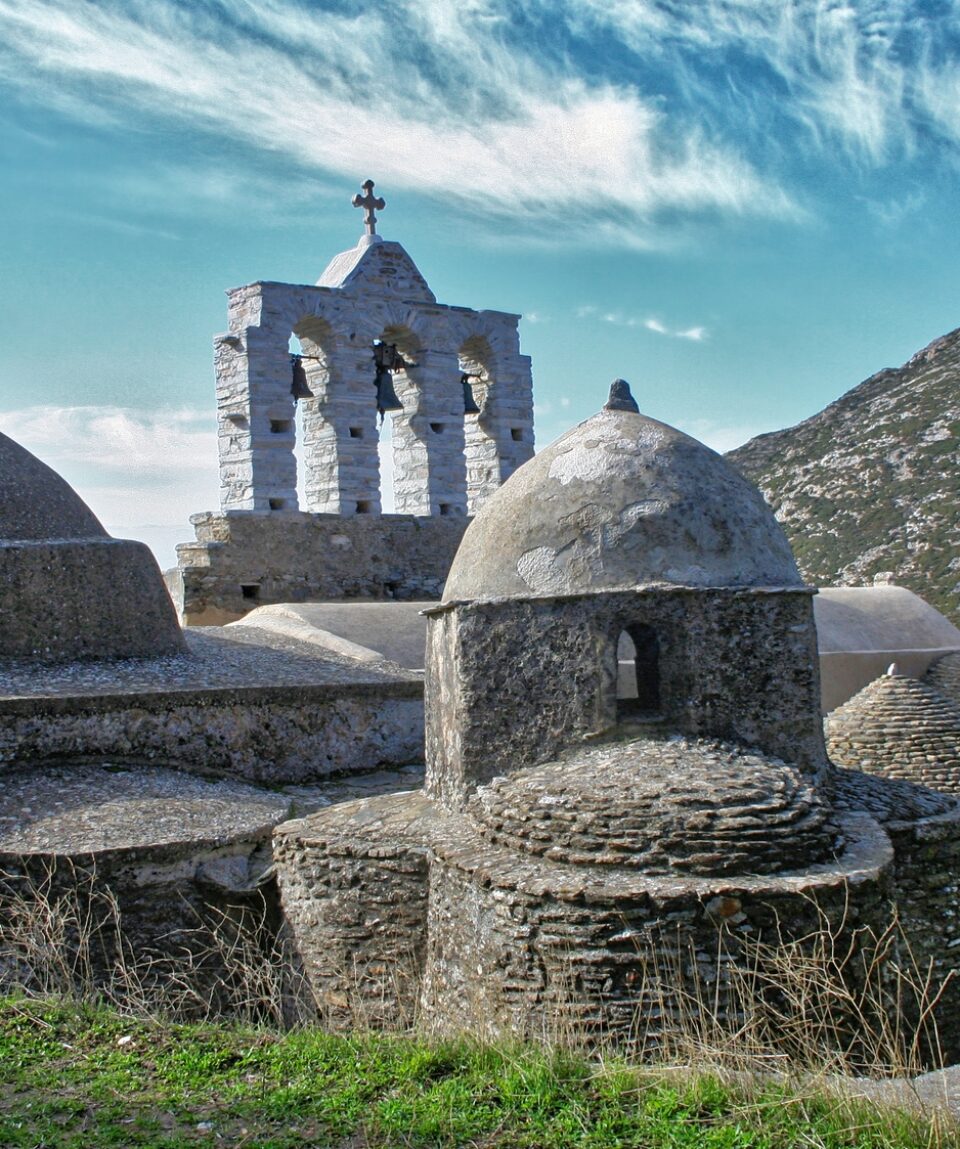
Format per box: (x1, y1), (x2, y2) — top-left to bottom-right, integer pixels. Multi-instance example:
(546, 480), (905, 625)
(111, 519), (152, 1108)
(240, 584), (260, 601)
(438, 502), (452, 515)
(356, 500), (372, 514)
(511, 427), (523, 441)
(349, 426), (364, 439)
(430, 422), (445, 434)
(270, 419), (292, 434)
(616, 625), (661, 719)
(268, 498), (285, 510)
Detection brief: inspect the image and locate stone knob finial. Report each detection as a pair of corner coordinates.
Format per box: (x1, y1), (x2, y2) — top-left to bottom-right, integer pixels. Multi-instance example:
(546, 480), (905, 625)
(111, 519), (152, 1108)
(604, 378), (640, 413)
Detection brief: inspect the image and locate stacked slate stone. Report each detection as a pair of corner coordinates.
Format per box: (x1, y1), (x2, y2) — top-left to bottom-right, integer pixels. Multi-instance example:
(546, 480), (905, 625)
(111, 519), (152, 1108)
(925, 652), (960, 707)
(469, 737), (839, 876)
(825, 668), (960, 794)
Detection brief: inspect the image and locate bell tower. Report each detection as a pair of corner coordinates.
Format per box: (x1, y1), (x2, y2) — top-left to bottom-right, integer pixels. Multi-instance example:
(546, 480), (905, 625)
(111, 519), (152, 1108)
(175, 181), (535, 624)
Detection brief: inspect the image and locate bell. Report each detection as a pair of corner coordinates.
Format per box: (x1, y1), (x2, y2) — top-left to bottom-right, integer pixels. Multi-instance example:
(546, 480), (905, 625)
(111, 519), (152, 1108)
(461, 374), (482, 416)
(290, 355), (313, 401)
(375, 367), (403, 415)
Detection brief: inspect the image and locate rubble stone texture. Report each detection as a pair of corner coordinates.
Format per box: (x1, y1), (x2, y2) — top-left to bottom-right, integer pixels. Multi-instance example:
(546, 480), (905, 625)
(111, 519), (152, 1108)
(925, 651), (960, 706)
(826, 670), (960, 793)
(277, 386), (960, 1056)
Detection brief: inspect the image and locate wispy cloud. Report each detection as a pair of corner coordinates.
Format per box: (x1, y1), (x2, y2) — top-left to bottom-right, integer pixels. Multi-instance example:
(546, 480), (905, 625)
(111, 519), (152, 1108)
(577, 306), (707, 340)
(0, 0), (797, 246)
(1, 1), (957, 249)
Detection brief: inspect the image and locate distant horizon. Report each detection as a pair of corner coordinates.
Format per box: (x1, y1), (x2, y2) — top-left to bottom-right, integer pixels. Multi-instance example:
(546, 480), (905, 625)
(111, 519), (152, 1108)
(3, 2), (959, 570)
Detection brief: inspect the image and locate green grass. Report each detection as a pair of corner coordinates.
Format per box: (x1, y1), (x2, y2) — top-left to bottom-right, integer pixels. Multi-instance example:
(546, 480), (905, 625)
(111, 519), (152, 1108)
(0, 997), (953, 1148)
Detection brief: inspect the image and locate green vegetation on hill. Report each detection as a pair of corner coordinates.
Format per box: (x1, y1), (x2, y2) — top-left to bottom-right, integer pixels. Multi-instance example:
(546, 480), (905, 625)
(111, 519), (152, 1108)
(728, 328), (960, 623)
(0, 997), (953, 1149)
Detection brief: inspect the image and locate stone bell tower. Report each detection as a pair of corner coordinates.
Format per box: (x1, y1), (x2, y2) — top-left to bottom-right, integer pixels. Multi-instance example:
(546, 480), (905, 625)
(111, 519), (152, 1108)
(174, 181), (535, 623)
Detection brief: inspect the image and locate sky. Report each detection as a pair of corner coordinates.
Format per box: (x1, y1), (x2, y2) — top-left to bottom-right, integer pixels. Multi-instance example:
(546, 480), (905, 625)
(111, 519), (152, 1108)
(1, 0), (960, 570)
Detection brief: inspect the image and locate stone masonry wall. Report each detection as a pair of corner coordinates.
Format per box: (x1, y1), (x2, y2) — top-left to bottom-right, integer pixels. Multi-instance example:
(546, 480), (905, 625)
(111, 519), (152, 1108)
(214, 273), (533, 517)
(425, 587), (826, 810)
(175, 512), (468, 626)
(273, 791), (438, 1029)
(884, 806), (960, 1059)
(416, 808), (892, 1054)
(0, 689), (423, 785)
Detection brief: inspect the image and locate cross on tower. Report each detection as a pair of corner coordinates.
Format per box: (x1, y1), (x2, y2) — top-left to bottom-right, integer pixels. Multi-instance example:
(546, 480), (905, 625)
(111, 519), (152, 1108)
(352, 179), (386, 236)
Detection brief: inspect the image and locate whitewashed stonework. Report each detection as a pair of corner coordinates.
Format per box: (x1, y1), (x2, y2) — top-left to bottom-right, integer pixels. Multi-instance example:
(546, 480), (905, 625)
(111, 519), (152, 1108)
(215, 232), (533, 517)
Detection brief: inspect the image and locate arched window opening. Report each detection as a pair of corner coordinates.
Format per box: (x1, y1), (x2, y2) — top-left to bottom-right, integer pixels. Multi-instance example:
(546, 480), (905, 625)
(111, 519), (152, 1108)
(616, 625), (661, 719)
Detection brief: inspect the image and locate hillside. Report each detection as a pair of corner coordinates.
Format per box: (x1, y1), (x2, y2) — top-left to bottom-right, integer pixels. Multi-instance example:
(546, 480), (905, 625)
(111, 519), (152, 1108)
(728, 327), (960, 623)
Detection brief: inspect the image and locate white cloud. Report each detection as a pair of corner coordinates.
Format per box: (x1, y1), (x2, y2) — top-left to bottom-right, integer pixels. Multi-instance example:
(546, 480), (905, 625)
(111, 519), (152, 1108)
(0, 0), (798, 246)
(567, 0), (960, 163)
(579, 309), (708, 340)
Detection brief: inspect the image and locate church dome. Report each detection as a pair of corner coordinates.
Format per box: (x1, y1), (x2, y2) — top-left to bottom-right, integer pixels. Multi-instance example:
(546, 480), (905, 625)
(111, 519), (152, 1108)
(443, 381), (800, 602)
(468, 736), (838, 877)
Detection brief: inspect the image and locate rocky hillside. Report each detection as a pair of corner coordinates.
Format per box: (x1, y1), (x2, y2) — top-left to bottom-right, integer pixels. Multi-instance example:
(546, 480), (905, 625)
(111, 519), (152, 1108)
(728, 327), (960, 623)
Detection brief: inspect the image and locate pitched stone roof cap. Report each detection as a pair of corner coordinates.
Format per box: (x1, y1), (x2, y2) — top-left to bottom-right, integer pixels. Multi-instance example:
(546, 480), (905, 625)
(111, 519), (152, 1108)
(925, 652), (960, 707)
(444, 395), (801, 602)
(826, 671), (960, 793)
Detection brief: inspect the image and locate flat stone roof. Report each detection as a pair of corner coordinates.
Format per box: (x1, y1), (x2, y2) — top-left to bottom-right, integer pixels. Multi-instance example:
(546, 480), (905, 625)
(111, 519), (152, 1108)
(0, 761), (290, 854)
(0, 626), (421, 711)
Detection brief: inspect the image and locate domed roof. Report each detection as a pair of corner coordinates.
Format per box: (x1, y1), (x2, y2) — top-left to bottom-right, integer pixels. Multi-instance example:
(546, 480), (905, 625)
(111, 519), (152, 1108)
(468, 736), (838, 877)
(444, 382), (800, 602)
(0, 431), (106, 541)
(826, 667), (960, 794)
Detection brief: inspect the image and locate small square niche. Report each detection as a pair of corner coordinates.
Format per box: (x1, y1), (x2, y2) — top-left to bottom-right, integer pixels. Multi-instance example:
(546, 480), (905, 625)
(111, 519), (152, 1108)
(349, 426), (364, 439)
(356, 500), (373, 514)
(511, 427), (524, 442)
(429, 422), (445, 434)
(240, 584), (261, 601)
(268, 498), (285, 510)
(270, 419), (292, 434)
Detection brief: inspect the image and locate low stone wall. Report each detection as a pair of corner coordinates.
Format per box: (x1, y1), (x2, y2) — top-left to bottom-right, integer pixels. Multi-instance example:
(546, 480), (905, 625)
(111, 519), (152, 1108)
(0, 689), (423, 785)
(885, 805), (960, 1059)
(0, 628), (424, 785)
(173, 511), (469, 625)
(273, 791), (438, 1029)
(275, 791), (900, 1055)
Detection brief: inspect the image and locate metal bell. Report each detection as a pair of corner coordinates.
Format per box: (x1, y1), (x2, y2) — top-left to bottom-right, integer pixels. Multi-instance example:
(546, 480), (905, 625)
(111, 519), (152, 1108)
(375, 368), (404, 415)
(290, 355), (313, 401)
(461, 374), (482, 416)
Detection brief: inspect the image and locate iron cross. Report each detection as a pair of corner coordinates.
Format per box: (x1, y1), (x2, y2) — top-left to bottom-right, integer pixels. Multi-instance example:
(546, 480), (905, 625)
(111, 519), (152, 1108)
(352, 179), (386, 236)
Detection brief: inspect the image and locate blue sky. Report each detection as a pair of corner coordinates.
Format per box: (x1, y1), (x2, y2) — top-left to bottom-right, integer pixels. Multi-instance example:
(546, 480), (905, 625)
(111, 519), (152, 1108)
(1, 0), (959, 569)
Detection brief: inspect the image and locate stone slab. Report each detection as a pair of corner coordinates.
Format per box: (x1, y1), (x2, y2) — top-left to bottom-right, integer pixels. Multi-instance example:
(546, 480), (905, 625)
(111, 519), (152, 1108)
(0, 628), (424, 784)
(234, 602), (432, 670)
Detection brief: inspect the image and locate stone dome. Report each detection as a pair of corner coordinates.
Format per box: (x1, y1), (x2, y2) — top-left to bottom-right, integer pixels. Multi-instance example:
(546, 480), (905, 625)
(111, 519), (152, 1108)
(444, 382), (800, 602)
(0, 430), (185, 662)
(0, 431), (107, 540)
(468, 736), (838, 876)
(826, 668), (960, 793)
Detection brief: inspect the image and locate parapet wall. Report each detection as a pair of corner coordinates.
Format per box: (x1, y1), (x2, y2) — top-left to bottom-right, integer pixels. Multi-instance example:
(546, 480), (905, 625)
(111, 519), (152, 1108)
(173, 511), (469, 626)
